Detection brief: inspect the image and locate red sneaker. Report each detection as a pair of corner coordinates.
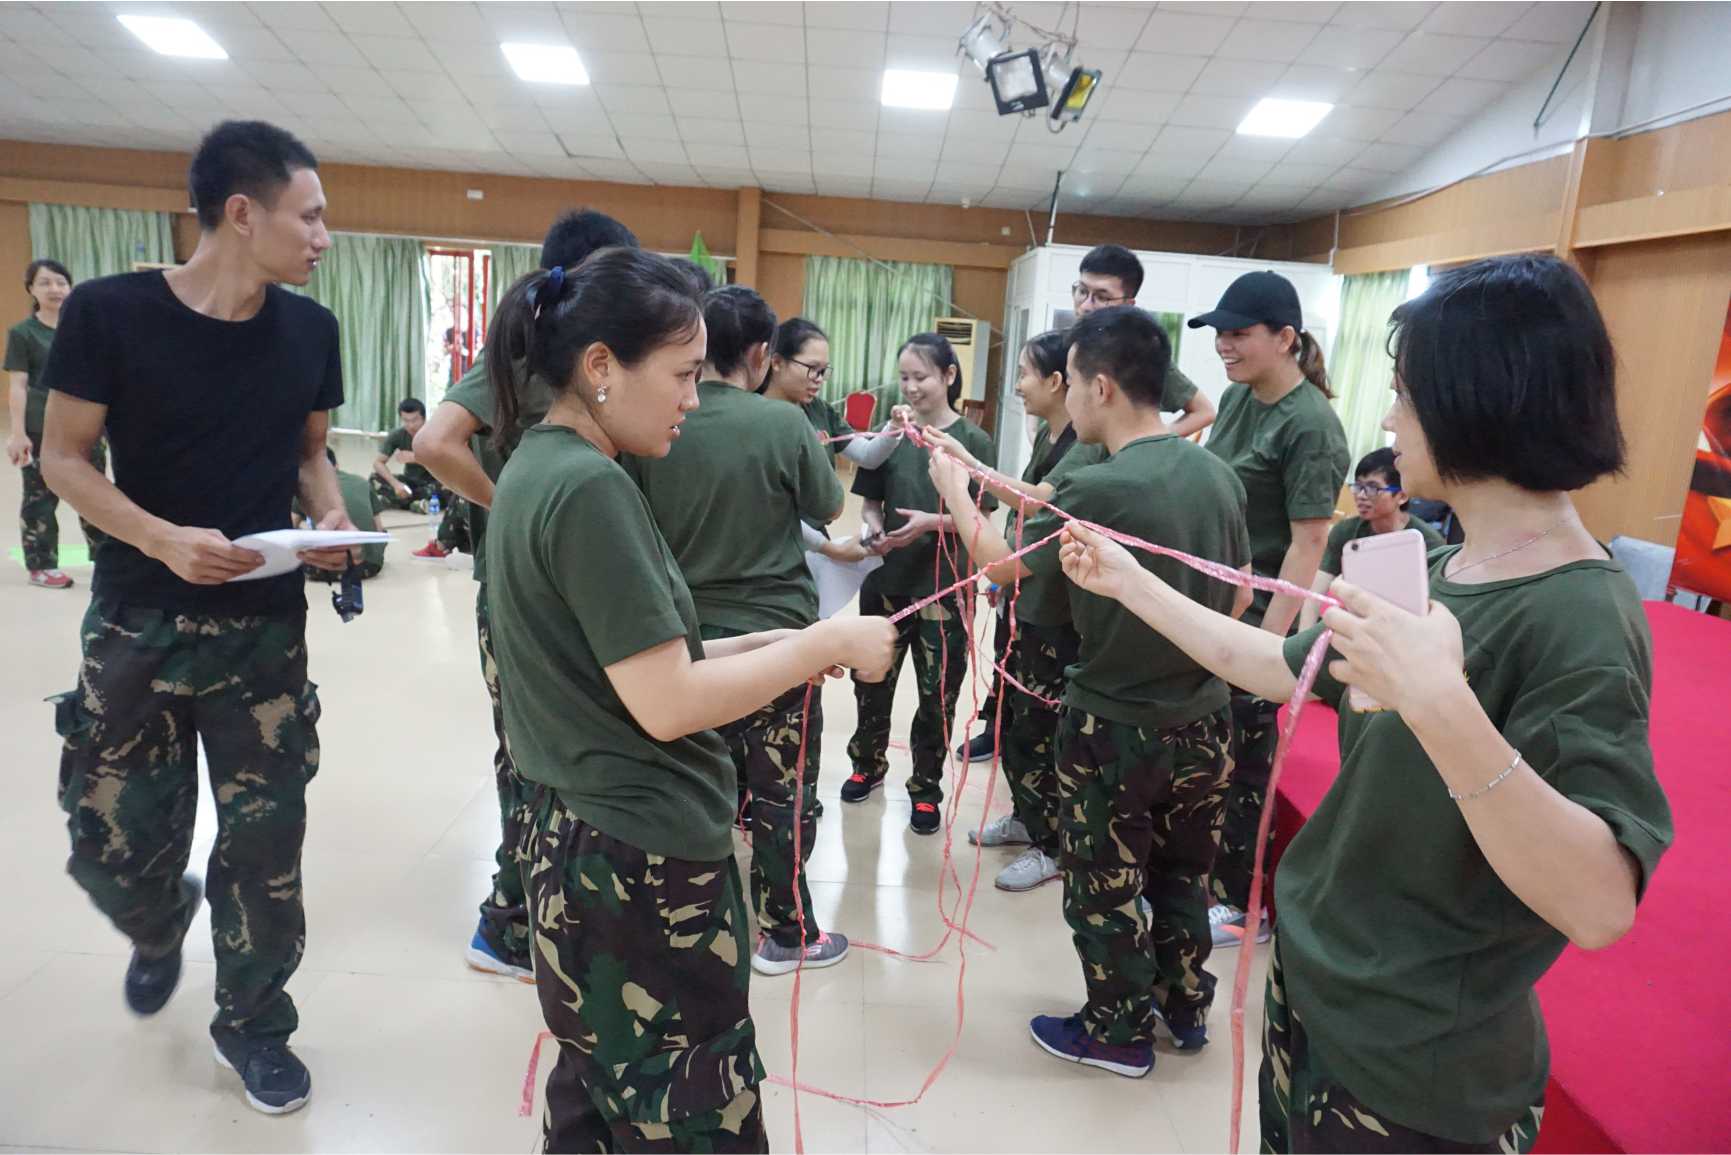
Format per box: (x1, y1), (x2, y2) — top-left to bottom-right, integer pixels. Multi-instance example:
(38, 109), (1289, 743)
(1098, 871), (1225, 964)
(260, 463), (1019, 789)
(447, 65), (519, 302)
(412, 541), (451, 559)
(28, 569), (75, 589)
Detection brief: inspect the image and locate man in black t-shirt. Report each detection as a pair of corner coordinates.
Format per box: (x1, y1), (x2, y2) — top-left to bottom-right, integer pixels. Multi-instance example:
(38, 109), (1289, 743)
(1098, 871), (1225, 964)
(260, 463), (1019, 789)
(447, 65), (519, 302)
(38, 121), (350, 1118)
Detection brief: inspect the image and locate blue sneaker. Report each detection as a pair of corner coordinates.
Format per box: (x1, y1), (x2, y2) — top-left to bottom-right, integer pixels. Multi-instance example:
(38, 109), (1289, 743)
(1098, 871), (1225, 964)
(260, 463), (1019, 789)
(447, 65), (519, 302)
(1154, 1005), (1209, 1051)
(1028, 1014), (1152, 1078)
(464, 924), (533, 983)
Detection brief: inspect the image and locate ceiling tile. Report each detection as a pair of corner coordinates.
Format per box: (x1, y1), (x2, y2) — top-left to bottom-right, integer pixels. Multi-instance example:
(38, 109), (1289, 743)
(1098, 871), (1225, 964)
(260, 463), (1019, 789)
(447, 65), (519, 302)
(1312, 104), (1403, 141)
(934, 158), (1003, 183)
(736, 91), (807, 126)
(822, 66), (885, 103)
(350, 34), (443, 72)
(1149, 124), (1232, 155)
(597, 85), (673, 115)
(887, 1), (975, 37)
(479, 2), (568, 42)
(809, 98), (881, 132)
(721, 2), (805, 27)
(491, 129), (569, 157)
(817, 127), (878, 155)
(623, 138), (691, 163)
(1377, 32), (1493, 77)
(1322, 165), (1389, 191)
(557, 130), (626, 159)
(585, 51), (664, 84)
(1329, 3), (1437, 32)
(682, 141), (753, 166)
(452, 72), (529, 104)
(581, 158), (651, 182)
(1215, 133), (1296, 162)
(471, 100), (551, 131)
(761, 173), (817, 193)
(1252, 160), (1344, 187)
(1422, 75), (1512, 116)
(936, 135), (1014, 165)
(277, 26), (370, 67)
(1080, 119), (1161, 152)
(812, 151), (878, 177)
(814, 175), (876, 197)
(879, 106), (950, 139)
(1380, 110), (1465, 147)
(1301, 24), (1404, 69)
(212, 25), (298, 61)
(1245, 3), (1343, 23)
(644, 18), (722, 57)
(1184, 178), (1255, 202)
(1136, 10), (1238, 55)
(1269, 63), (1361, 103)
(805, 2), (890, 32)
(679, 116), (747, 144)
(399, 2), (492, 41)
(1349, 140), (1427, 172)
(422, 38), (511, 75)
(635, 161), (703, 186)
(1342, 70), (1443, 111)
(1197, 157), (1274, 184)
(1456, 39), (1562, 82)
(1216, 20), (1323, 64)
(1091, 88), (1182, 125)
(342, 92), (418, 123)
(695, 164), (758, 186)
(1289, 135), (1373, 166)
(1113, 52), (1208, 93)
(725, 21), (805, 62)
(1074, 5), (1153, 48)
(1070, 148), (1148, 177)
(282, 90), (353, 119)
(807, 26), (885, 67)
(665, 87), (732, 117)
(1169, 93), (1259, 130)
(944, 108), (1019, 142)
(251, 3), (337, 31)
(561, 10), (652, 52)
(883, 33), (961, 73)
(325, 3), (417, 36)
(1189, 57), (1281, 97)
(745, 119), (807, 149)
(1418, 1), (1525, 38)
(657, 54), (738, 90)
(1502, 2), (1596, 44)
(378, 68), (443, 100)
(244, 59), (330, 92)
(876, 130), (944, 160)
(731, 59), (806, 95)
(608, 112), (684, 141)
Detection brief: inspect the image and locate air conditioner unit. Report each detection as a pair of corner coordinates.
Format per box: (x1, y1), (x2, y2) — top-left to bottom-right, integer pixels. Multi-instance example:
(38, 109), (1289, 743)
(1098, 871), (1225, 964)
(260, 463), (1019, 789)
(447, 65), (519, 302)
(934, 316), (991, 403)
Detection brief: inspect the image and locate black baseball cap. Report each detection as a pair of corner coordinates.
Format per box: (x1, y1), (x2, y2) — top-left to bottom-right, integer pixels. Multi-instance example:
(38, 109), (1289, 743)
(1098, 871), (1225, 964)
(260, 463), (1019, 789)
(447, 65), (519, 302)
(1187, 270), (1303, 332)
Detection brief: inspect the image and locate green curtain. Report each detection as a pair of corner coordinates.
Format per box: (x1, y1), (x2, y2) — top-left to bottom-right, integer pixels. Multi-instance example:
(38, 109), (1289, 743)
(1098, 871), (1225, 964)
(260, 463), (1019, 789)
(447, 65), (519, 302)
(804, 254), (954, 416)
(29, 203), (175, 281)
(688, 232), (727, 288)
(488, 243), (538, 315)
(1152, 311), (1183, 366)
(292, 232), (429, 433)
(1331, 269), (1411, 461)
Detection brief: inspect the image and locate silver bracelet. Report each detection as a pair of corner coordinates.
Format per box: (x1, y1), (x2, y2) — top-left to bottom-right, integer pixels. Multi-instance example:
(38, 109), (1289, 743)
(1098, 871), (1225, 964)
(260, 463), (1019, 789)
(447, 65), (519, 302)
(1448, 753), (1524, 802)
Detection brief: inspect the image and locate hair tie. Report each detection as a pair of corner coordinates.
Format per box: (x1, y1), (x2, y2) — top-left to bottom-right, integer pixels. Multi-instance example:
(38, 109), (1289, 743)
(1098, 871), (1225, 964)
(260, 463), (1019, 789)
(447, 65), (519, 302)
(532, 265), (567, 320)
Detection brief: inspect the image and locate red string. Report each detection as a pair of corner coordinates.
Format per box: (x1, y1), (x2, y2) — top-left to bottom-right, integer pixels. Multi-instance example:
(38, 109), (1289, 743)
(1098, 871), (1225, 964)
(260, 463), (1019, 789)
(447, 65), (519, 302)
(518, 1030), (553, 1118)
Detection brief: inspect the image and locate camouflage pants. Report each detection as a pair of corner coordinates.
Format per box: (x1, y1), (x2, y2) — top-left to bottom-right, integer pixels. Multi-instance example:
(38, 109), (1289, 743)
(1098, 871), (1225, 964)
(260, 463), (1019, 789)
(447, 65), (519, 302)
(999, 623), (1078, 856)
(53, 599), (317, 1044)
(718, 681), (823, 949)
(368, 474), (470, 550)
(475, 584), (534, 964)
(1259, 938), (1543, 1153)
(848, 588), (969, 805)
(1055, 706), (1233, 1044)
(1214, 690), (1280, 910)
(19, 432), (107, 571)
(526, 789), (767, 1154)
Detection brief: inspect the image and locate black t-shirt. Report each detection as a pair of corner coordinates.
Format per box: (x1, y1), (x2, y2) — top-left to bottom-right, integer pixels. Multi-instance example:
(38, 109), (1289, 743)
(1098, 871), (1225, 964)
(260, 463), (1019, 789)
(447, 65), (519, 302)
(42, 271), (343, 615)
(1028, 423), (1077, 486)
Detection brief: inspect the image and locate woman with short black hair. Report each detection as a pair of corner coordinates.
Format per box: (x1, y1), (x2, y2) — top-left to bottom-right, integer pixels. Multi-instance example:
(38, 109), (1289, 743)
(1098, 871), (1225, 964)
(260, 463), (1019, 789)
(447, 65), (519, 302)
(1059, 253), (1672, 1153)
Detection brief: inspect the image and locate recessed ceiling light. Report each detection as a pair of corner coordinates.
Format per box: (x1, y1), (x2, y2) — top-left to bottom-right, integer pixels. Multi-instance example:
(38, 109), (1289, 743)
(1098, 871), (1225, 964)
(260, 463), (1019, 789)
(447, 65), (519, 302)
(501, 42), (589, 86)
(882, 69), (958, 111)
(117, 14), (227, 60)
(1237, 98), (1333, 139)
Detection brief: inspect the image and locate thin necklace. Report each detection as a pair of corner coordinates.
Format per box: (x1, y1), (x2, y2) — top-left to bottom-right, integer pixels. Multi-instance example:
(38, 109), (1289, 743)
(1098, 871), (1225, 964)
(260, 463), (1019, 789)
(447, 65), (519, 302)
(1447, 514), (1574, 580)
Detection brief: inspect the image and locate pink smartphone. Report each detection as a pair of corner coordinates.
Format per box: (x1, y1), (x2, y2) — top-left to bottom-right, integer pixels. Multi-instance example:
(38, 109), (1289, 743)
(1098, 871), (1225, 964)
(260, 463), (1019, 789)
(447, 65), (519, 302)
(1339, 528), (1431, 712)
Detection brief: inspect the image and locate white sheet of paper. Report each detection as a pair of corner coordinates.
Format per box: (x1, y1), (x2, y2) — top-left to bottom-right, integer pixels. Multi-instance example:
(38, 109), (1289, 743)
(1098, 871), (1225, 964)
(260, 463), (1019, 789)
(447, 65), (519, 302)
(807, 549), (883, 620)
(227, 529), (393, 582)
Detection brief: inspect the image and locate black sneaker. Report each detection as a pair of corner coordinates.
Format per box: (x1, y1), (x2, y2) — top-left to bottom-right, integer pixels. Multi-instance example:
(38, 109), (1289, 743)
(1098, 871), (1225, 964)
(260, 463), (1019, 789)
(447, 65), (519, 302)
(810, 798), (825, 819)
(910, 801), (941, 835)
(214, 1036), (312, 1115)
(955, 731), (998, 763)
(840, 771), (884, 803)
(125, 874), (202, 1016)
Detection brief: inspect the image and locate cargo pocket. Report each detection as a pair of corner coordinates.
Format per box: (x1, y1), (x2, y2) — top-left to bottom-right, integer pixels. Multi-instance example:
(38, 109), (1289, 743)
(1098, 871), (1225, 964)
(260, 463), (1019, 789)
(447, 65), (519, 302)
(48, 689), (94, 814)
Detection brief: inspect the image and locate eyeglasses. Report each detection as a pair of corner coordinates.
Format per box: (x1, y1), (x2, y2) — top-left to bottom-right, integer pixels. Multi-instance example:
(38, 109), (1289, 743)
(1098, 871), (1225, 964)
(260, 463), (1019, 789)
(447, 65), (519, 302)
(1071, 281), (1130, 307)
(788, 357), (829, 383)
(1350, 482), (1401, 498)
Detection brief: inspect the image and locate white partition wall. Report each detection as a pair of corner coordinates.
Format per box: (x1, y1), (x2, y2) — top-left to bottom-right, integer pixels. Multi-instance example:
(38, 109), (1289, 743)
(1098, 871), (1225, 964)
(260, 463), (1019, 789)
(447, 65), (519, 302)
(994, 245), (1340, 481)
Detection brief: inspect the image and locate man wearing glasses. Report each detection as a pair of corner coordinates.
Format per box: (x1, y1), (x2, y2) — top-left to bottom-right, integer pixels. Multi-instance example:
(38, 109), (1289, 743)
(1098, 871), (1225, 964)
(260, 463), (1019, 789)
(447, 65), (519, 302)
(1071, 245), (1215, 438)
(1298, 446), (1446, 630)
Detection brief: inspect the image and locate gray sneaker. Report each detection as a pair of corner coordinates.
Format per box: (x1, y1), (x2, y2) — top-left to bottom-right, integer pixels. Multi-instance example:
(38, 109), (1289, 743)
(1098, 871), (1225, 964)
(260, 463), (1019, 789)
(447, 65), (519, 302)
(751, 931), (850, 976)
(968, 814), (1032, 848)
(1209, 903), (1271, 948)
(995, 847), (1060, 892)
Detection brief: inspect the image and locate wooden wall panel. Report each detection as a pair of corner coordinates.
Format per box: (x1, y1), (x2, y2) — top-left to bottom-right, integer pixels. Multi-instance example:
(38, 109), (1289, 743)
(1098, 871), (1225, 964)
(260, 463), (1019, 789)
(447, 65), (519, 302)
(1572, 231), (1731, 543)
(757, 252), (804, 324)
(1339, 156), (1572, 249)
(1579, 108), (1731, 206)
(0, 201), (28, 309)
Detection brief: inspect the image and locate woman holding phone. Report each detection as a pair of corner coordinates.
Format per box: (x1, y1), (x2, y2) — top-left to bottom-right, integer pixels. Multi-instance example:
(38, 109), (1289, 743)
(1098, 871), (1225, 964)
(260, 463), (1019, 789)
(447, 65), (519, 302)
(1058, 254), (1671, 1152)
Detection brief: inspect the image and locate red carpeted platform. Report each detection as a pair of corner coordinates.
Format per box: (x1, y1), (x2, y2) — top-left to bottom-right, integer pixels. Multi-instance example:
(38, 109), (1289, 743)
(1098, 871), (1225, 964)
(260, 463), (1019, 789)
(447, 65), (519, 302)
(1268, 601), (1731, 1154)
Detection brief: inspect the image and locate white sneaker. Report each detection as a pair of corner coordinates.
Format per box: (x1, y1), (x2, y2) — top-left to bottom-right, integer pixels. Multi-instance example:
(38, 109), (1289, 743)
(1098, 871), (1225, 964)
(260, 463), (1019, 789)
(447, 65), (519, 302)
(995, 847), (1060, 892)
(1209, 903), (1271, 948)
(968, 814), (1032, 848)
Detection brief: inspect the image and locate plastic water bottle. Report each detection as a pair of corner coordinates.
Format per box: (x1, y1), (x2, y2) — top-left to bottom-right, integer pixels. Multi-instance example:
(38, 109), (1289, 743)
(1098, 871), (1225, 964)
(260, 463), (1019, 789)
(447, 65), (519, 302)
(427, 492), (442, 542)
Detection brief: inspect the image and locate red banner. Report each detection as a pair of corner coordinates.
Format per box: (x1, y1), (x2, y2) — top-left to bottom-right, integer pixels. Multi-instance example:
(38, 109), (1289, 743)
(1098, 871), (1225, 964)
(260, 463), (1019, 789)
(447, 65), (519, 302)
(1669, 299), (1731, 602)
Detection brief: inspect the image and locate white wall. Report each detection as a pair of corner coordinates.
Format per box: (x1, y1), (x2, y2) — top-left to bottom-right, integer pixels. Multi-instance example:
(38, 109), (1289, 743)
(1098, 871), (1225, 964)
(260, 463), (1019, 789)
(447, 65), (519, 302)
(1622, 1), (1731, 128)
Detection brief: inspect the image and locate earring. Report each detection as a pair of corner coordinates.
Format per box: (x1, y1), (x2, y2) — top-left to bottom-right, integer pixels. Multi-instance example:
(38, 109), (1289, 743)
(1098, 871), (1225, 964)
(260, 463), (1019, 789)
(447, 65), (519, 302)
(595, 387), (608, 404)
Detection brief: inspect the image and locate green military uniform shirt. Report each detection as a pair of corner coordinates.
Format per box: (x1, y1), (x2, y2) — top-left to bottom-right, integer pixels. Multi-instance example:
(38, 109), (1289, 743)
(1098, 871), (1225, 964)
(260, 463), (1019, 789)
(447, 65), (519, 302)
(1010, 426), (1104, 629)
(853, 415), (997, 598)
(1205, 380), (1349, 627)
(1161, 364), (1199, 414)
(1319, 513), (1447, 577)
(4, 314), (55, 436)
(1022, 434), (1250, 729)
(622, 381), (843, 633)
(442, 358), (554, 584)
(1279, 548), (1672, 1143)
(377, 425), (434, 488)
(487, 425), (737, 861)
(804, 395), (854, 466)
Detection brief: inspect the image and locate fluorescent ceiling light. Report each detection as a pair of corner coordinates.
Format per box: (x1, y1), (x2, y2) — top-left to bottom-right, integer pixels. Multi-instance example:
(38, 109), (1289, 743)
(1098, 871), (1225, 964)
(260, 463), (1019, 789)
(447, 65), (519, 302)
(882, 69), (958, 111)
(501, 42), (589, 86)
(117, 14), (227, 59)
(1237, 98), (1333, 139)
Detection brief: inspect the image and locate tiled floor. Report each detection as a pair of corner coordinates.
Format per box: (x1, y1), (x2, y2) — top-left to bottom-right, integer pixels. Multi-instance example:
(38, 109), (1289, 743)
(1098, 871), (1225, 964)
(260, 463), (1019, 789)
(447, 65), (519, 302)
(0, 464), (1263, 1153)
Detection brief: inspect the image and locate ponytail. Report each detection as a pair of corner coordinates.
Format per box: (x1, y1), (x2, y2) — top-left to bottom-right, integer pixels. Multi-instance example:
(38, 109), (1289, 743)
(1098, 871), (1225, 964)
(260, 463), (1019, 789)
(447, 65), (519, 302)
(1296, 329), (1331, 398)
(703, 285), (777, 379)
(486, 250), (704, 453)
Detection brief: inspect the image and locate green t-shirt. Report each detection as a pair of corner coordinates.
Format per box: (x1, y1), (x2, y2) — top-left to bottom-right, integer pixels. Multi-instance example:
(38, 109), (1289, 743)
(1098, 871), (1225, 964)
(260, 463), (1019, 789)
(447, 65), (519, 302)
(1022, 434), (1249, 729)
(852, 415), (997, 597)
(1278, 548), (1672, 1143)
(1205, 381), (1349, 627)
(4, 315), (55, 436)
(486, 425), (736, 861)
(1161, 364), (1198, 413)
(1010, 427), (1104, 629)
(442, 358), (553, 584)
(377, 425), (434, 487)
(1320, 514), (1446, 577)
(622, 381), (843, 633)
(804, 395), (854, 466)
